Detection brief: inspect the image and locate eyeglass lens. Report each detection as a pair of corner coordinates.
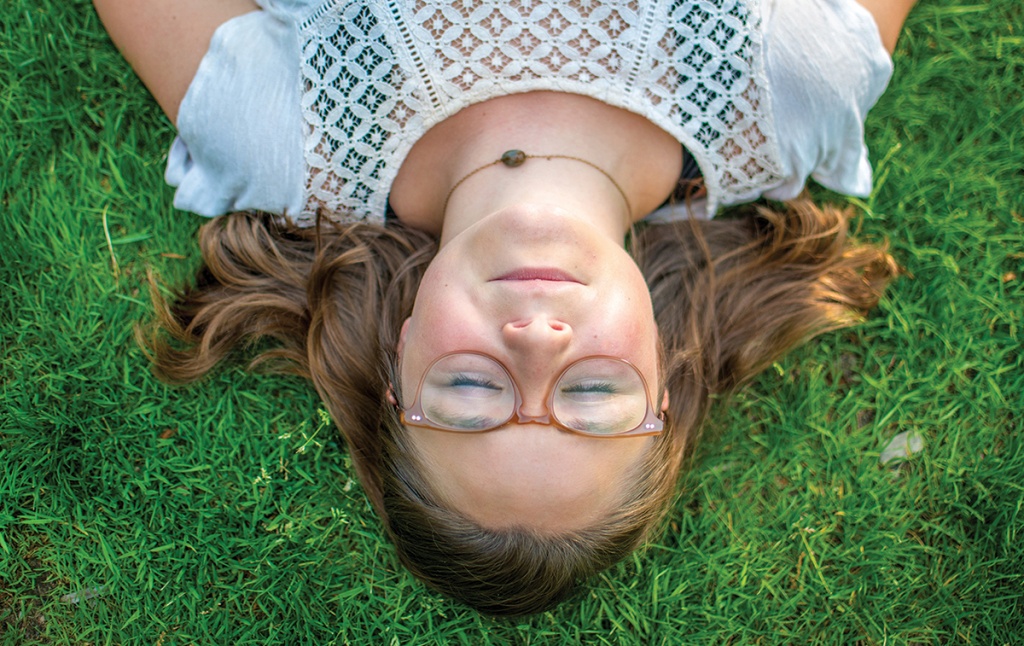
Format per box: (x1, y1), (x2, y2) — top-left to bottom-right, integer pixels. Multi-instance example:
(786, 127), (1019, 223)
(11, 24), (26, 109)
(418, 354), (648, 434)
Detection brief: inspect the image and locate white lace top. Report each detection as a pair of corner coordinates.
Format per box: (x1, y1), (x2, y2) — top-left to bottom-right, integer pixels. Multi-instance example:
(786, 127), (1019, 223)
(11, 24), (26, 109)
(167, 0), (892, 225)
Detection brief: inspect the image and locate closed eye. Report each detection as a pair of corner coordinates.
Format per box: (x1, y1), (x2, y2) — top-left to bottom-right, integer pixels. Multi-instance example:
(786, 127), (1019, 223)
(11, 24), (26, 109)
(447, 375), (504, 390)
(560, 380), (618, 394)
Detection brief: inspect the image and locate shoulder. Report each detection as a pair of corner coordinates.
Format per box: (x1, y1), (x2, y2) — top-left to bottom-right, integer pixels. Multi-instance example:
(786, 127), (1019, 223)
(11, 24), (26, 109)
(760, 0), (895, 198)
(166, 8), (307, 217)
(850, 0), (918, 55)
(763, 0), (893, 121)
(93, 0), (262, 124)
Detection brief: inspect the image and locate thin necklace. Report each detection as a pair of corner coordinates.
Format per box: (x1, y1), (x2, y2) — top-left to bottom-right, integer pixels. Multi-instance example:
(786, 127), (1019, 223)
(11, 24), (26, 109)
(441, 149), (632, 218)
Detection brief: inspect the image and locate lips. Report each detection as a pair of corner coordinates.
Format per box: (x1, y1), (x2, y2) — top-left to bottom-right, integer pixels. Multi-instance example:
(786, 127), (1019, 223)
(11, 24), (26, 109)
(493, 268), (582, 283)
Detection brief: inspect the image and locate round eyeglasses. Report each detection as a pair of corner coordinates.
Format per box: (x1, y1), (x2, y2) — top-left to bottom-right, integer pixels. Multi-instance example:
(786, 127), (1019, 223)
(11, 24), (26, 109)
(399, 352), (664, 437)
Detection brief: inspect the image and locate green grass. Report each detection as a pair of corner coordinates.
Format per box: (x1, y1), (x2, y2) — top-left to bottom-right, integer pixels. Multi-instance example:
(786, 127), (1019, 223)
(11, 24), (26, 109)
(2, 0), (1022, 643)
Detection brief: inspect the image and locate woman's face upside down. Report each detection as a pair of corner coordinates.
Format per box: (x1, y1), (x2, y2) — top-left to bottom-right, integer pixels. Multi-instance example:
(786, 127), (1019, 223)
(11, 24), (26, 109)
(397, 203), (667, 534)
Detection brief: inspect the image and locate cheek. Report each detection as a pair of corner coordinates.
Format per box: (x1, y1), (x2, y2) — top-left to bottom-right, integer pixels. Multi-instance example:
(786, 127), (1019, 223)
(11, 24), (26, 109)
(404, 283), (486, 380)
(594, 296), (660, 374)
(613, 322), (658, 368)
(600, 292), (657, 348)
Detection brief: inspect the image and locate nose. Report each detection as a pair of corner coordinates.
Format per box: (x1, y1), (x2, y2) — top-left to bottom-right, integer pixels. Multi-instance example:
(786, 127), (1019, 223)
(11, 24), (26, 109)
(501, 316), (572, 417)
(501, 315), (573, 360)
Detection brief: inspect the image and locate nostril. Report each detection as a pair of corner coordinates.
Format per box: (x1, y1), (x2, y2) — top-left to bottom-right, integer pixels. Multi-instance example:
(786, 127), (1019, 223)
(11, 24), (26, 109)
(504, 318), (571, 333)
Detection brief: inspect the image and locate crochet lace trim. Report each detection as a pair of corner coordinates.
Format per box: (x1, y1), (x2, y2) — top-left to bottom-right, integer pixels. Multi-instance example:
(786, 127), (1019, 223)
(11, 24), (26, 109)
(296, 0), (782, 225)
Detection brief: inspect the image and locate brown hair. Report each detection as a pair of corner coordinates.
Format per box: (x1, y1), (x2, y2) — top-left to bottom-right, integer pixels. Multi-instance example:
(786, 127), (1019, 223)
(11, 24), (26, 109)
(141, 199), (896, 615)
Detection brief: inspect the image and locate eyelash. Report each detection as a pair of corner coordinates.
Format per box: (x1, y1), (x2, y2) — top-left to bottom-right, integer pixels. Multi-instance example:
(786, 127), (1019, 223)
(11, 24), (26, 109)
(447, 375), (503, 390)
(561, 380), (617, 394)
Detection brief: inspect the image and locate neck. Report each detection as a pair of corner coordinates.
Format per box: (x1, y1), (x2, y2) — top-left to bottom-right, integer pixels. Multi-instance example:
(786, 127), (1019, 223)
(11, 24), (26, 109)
(440, 151), (631, 245)
(389, 92), (683, 244)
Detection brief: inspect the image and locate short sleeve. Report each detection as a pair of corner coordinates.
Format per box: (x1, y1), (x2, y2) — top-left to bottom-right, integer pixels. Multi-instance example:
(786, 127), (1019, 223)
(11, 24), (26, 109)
(761, 0), (894, 201)
(165, 10), (305, 218)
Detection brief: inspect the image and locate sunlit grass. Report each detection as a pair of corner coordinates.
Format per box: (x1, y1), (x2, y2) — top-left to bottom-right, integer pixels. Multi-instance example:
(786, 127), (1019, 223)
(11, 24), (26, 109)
(2, 0), (1021, 643)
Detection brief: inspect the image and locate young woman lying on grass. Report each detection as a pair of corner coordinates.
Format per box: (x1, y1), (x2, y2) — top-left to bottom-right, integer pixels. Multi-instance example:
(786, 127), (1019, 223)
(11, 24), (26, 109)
(95, 0), (915, 615)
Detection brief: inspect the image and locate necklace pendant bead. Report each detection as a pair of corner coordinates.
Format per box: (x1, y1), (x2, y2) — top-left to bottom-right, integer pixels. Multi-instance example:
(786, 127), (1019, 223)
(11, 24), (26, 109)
(500, 149), (527, 167)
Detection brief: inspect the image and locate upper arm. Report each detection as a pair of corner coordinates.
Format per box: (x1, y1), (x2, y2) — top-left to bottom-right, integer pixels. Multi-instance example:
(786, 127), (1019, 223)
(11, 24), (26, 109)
(93, 0), (260, 124)
(854, 0), (918, 54)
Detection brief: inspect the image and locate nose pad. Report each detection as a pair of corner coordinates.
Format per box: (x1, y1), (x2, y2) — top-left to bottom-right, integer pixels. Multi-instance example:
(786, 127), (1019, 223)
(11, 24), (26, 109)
(515, 410), (552, 425)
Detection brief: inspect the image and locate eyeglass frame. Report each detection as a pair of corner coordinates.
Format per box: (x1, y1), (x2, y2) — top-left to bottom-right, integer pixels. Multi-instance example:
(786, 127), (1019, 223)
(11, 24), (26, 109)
(398, 350), (665, 438)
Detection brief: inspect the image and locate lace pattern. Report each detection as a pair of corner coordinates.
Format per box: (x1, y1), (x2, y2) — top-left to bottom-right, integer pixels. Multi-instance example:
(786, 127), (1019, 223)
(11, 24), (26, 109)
(296, 0), (783, 225)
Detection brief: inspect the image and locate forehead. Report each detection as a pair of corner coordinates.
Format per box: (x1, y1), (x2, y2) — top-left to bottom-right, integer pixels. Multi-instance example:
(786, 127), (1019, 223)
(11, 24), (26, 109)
(405, 421), (653, 532)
